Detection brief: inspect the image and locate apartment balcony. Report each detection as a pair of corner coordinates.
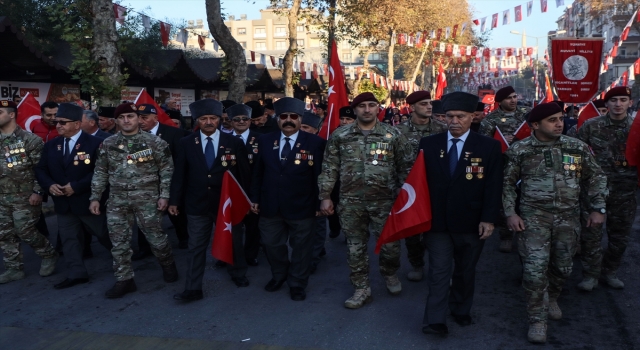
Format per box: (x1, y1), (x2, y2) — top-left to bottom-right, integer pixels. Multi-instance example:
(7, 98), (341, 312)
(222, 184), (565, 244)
(274, 32), (287, 37)
(254, 33), (267, 38)
(612, 54), (639, 65)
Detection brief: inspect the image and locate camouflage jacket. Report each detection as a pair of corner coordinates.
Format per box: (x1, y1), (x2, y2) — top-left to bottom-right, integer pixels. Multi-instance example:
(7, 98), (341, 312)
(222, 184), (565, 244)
(577, 114), (637, 185)
(90, 131), (174, 201)
(478, 107), (528, 139)
(0, 126), (44, 194)
(503, 133), (607, 216)
(566, 124), (578, 138)
(318, 121), (414, 201)
(395, 117), (448, 157)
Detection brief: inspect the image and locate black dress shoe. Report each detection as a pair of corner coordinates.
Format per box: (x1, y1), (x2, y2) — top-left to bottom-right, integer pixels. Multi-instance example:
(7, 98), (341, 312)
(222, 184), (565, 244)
(131, 250), (152, 261)
(246, 258), (259, 266)
(264, 279), (285, 292)
(232, 276), (250, 287)
(173, 290), (203, 301)
(422, 323), (448, 336)
(178, 241), (188, 249)
(54, 277), (89, 289)
(215, 260), (227, 268)
(452, 314), (472, 326)
(329, 230), (340, 238)
(290, 287), (306, 301)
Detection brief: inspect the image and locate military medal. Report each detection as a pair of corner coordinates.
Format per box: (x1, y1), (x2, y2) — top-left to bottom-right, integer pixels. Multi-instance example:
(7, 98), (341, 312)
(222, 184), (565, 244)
(569, 164), (576, 171)
(370, 150), (376, 155)
(372, 160), (378, 165)
(477, 167), (484, 179)
(294, 160), (300, 164)
(623, 161), (627, 166)
(7, 163), (13, 168)
(466, 173), (473, 180)
(118, 144), (124, 149)
(308, 155), (314, 166)
(386, 133), (392, 138)
(501, 118), (506, 122)
(376, 149), (382, 154)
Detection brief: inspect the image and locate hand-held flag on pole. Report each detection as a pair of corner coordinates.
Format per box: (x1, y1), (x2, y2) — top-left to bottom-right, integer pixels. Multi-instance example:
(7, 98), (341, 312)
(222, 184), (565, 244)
(16, 92), (42, 132)
(493, 127), (510, 153)
(134, 89), (174, 126)
(211, 171), (252, 265)
(514, 120), (532, 140)
(576, 101), (600, 130)
(319, 40), (349, 140)
(435, 64), (447, 100)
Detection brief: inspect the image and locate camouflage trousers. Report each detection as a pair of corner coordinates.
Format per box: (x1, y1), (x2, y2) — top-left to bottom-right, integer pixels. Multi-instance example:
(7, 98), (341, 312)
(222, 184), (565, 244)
(338, 198), (400, 289)
(518, 207), (578, 324)
(0, 193), (56, 270)
(106, 190), (174, 281)
(580, 190), (637, 278)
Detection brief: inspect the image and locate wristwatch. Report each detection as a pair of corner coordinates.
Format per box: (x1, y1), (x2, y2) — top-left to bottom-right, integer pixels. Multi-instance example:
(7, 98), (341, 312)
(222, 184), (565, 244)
(592, 208), (606, 214)
(33, 190), (43, 196)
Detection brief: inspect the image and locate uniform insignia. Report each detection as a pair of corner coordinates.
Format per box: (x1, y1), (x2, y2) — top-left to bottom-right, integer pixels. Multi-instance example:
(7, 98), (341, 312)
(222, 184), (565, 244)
(75, 144), (80, 150)
(130, 104), (137, 110)
(57, 145), (62, 151)
(440, 150), (444, 158)
(385, 133), (392, 138)
(0, 101), (7, 107)
(296, 143), (301, 148)
(627, 87), (631, 94)
(139, 106), (146, 111)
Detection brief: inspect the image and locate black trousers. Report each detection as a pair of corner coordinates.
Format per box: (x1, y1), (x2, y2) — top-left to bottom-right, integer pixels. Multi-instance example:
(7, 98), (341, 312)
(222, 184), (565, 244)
(57, 213), (112, 279)
(423, 231), (485, 325)
(243, 212), (261, 260)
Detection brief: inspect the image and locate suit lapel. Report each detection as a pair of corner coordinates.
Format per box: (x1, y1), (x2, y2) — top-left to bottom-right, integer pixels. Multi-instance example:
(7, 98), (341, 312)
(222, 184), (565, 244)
(192, 131), (208, 173)
(435, 133), (450, 177)
(272, 133), (282, 166)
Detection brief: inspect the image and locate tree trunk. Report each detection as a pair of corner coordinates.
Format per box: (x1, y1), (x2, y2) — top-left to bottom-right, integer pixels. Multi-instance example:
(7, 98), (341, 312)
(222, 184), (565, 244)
(352, 45), (374, 97)
(91, 0), (123, 105)
(283, 0), (302, 97)
(206, 0), (247, 103)
(384, 30), (395, 105)
(408, 45), (428, 94)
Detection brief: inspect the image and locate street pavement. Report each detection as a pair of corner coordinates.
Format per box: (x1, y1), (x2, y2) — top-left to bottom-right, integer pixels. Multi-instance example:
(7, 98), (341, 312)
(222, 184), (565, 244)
(1, 199), (639, 350)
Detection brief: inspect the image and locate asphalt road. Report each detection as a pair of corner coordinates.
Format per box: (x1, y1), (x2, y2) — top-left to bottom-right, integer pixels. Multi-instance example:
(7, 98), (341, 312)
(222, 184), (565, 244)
(1, 199), (639, 350)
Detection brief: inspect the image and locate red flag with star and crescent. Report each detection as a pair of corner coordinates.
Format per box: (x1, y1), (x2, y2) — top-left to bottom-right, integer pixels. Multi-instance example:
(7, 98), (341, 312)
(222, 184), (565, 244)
(319, 40), (349, 140)
(134, 88), (174, 126)
(375, 150), (431, 253)
(211, 171), (252, 265)
(16, 92), (42, 132)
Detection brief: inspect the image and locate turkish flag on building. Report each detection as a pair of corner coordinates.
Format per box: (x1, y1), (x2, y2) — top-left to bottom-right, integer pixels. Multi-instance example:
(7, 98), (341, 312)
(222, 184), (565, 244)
(494, 128), (509, 153)
(16, 92), (42, 132)
(514, 120), (532, 140)
(550, 38), (604, 103)
(134, 89), (174, 126)
(319, 40), (349, 140)
(435, 64), (447, 99)
(375, 150), (431, 253)
(577, 101), (600, 130)
(211, 171), (251, 265)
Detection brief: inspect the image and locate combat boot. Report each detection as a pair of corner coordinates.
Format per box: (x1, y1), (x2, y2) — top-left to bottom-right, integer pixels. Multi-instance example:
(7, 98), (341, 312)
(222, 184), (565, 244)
(39, 253), (59, 277)
(105, 279), (137, 298)
(384, 274), (402, 295)
(0, 269), (25, 284)
(499, 240), (512, 253)
(577, 277), (598, 291)
(161, 262), (179, 283)
(344, 287), (372, 309)
(602, 273), (624, 289)
(548, 300), (562, 320)
(407, 267), (424, 282)
(527, 322), (547, 343)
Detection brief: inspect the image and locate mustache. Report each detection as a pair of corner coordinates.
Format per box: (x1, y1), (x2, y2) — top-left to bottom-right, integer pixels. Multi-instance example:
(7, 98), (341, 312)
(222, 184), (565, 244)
(282, 122), (296, 128)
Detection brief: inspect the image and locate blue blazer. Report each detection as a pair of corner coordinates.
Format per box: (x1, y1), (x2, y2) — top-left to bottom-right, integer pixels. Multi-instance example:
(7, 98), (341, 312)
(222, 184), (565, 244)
(93, 129), (112, 140)
(35, 132), (105, 216)
(250, 130), (326, 220)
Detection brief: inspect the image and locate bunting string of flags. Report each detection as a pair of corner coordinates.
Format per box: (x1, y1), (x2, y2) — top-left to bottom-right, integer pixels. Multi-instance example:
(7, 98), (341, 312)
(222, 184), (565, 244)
(599, 7), (639, 75)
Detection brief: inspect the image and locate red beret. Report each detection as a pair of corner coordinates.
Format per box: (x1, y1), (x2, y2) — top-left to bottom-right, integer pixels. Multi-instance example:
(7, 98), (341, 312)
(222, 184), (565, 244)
(527, 102), (563, 123)
(604, 86), (631, 102)
(406, 91), (431, 104)
(0, 100), (17, 109)
(495, 86), (516, 102)
(114, 103), (138, 118)
(593, 99), (606, 109)
(351, 92), (379, 108)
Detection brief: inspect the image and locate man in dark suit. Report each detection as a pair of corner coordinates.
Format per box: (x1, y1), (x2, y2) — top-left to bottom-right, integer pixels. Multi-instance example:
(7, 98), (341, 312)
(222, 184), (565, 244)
(34, 103), (112, 289)
(419, 91), (503, 336)
(134, 104), (190, 259)
(81, 110), (112, 140)
(170, 99), (251, 302)
(250, 97), (326, 301)
(247, 100), (279, 135)
(229, 104), (261, 267)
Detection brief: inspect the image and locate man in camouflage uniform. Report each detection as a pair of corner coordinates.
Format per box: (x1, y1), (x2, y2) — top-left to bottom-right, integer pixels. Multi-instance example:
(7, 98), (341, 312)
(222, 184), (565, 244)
(0, 100), (58, 284)
(89, 103), (177, 298)
(318, 92), (414, 309)
(503, 102), (607, 343)
(479, 86), (528, 252)
(576, 87), (636, 291)
(395, 90), (447, 282)
(566, 99), (607, 138)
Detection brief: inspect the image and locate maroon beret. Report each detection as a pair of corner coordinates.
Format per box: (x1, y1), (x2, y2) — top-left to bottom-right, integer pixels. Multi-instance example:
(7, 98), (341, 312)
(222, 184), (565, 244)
(593, 99), (606, 109)
(406, 91), (431, 104)
(527, 102), (563, 123)
(351, 92), (379, 108)
(0, 100), (17, 109)
(495, 86), (516, 102)
(114, 103), (138, 118)
(604, 86), (632, 102)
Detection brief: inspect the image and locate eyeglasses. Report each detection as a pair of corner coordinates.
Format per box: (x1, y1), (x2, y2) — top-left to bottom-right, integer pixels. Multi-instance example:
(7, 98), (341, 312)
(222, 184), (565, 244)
(279, 113), (300, 120)
(232, 117), (250, 122)
(55, 120), (76, 125)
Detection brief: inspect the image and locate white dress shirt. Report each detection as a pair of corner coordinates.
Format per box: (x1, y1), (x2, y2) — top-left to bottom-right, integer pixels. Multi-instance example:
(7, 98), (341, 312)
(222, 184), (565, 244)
(149, 122), (160, 135)
(64, 130), (82, 156)
(201, 129), (220, 156)
(232, 129), (251, 145)
(447, 129), (470, 160)
(279, 131), (299, 159)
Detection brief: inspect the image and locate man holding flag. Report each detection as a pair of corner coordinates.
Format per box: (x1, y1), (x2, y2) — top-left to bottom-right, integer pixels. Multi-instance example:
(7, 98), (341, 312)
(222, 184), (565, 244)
(318, 92), (413, 309)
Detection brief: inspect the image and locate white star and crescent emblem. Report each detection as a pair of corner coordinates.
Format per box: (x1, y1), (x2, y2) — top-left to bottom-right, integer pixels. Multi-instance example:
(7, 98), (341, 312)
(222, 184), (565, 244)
(394, 183), (416, 214)
(222, 197), (232, 233)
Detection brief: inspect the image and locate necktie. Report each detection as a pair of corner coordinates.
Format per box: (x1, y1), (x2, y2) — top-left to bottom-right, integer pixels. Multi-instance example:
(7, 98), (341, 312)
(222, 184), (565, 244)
(64, 138), (71, 161)
(236, 134), (243, 141)
(205, 137), (215, 169)
(449, 139), (460, 176)
(281, 137), (291, 165)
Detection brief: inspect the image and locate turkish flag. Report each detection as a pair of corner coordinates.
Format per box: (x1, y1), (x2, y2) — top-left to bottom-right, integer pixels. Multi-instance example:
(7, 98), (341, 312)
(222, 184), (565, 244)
(377, 107), (387, 122)
(577, 101), (600, 130)
(159, 22), (171, 48)
(435, 64), (447, 100)
(134, 89), (174, 126)
(16, 92), (42, 132)
(515, 5), (523, 22)
(634, 58), (640, 75)
(211, 171), (251, 265)
(542, 72), (554, 103)
(375, 150), (431, 253)
(113, 4), (126, 25)
(319, 40), (349, 140)
(541, 0), (548, 13)
(621, 70), (629, 86)
(491, 13), (499, 28)
(514, 120), (532, 140)
(197, 35), (205, 51)
(494, 128), (509, 153)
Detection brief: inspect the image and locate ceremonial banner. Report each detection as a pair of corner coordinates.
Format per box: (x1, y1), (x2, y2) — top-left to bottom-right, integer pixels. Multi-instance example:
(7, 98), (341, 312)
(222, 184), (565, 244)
(550, 38), (604, 103)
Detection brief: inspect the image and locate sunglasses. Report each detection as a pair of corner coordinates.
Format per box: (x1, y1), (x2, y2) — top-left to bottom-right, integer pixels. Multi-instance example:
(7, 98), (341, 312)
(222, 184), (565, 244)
(279, 113), (300, 120)
(55, 120), (76, 125)
(232, 117), (250, 122)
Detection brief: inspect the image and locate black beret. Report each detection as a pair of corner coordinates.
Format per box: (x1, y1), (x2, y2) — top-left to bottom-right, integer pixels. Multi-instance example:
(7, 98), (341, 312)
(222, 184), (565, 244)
(274, 97), (305, 116)
(339, 106), (354, 118)
(431, 100), (444, 114)
(97, 106), (116, 118)
(476, 102), (486, 112)
(56, 103), (83, 121)
(136, 104), (157, 115)
(221, 99), (237, 112)
(189, 99), (223, 118)
(245, 101), (265, 119)
(114, 103), (138, 118)
(302, 112), (322, 129)
(527, 102), (563, 123)
(441, 91), (479, 113)
(495, 86), (516, 102)
(351, 92), (379, 108)
(593, 99), (606, 109)
(226, 104), (252, 119)
(406, 91), (431, 104)
(604, 86), (632, 101)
